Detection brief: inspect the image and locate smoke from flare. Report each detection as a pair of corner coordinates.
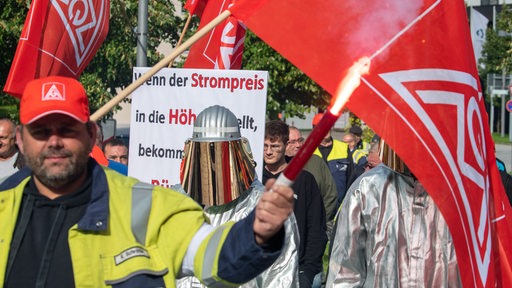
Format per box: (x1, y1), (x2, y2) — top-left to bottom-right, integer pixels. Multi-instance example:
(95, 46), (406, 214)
(329, 57), (371, 115)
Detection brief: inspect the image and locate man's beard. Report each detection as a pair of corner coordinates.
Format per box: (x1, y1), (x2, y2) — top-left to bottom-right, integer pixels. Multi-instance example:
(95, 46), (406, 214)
(26, 147), (89, 189)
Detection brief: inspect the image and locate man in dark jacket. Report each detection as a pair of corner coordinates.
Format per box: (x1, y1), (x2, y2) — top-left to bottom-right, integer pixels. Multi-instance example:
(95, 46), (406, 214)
(262, 120), (327, 288)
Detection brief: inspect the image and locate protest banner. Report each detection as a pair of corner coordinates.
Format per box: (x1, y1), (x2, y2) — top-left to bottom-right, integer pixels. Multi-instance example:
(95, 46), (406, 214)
(129, 67), (268, 187)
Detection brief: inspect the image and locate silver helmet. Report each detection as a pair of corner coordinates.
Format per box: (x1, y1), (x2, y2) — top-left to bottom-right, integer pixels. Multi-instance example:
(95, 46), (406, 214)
(180, 105), (256, 206)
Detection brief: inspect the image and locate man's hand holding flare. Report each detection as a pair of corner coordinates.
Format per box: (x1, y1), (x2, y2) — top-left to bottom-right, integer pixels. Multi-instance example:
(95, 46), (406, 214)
(253, 178), (295, 245)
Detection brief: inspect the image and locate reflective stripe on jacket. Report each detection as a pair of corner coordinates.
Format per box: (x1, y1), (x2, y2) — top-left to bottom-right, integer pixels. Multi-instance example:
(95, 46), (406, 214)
(351, 149), (366, 165)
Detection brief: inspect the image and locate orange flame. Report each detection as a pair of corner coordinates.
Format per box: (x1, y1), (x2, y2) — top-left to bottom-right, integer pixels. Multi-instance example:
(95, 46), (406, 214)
(328, 57), (371, 115)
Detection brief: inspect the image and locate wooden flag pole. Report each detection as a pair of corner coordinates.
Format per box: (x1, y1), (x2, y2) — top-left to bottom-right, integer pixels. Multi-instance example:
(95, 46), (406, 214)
(90, 10), (232, 121)
(168, 13), (193, 68)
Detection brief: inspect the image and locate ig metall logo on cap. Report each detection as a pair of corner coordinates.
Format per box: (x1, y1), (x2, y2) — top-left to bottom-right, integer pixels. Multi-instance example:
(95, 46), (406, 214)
(42, 82), (66, 101)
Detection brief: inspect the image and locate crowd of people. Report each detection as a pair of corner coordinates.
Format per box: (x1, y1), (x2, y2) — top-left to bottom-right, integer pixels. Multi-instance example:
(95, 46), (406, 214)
(4, 75), (511, 287)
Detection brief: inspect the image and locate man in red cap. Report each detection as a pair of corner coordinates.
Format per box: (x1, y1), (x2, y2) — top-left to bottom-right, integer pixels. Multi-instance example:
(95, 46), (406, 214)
(0, 76), (295, 287)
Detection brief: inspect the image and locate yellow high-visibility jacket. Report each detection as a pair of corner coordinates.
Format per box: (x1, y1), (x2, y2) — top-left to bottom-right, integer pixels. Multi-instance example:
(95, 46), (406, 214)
(0, 162), (283, 287)
(314, 139), (351, 203)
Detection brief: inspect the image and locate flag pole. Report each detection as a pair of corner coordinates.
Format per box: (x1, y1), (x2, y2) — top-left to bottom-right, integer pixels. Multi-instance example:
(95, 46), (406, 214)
(168, 13), (193, 68)
(90, 10), (232, 121)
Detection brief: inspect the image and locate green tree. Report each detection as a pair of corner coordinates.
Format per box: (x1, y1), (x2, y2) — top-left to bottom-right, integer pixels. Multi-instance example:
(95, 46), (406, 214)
(0, 0), (185, 120)
(480, 5), (512, 83)
(0, 0), (28, 119)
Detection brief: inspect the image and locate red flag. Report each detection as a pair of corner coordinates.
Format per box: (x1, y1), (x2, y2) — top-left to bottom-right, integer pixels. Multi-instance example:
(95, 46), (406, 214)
(184, 0), (208, 17)
(4, 0), (109, 98)
(229, 0), (512, 287)
(184, 0), (246, 69)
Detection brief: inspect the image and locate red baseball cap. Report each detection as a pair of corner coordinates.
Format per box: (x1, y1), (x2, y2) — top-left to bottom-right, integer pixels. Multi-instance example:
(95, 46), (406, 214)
(20, 76), (90, 124)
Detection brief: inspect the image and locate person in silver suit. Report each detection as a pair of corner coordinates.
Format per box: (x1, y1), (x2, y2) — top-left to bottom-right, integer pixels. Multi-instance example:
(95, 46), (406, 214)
(176, 105), (300, 288)
(327, 141), (461, 287)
